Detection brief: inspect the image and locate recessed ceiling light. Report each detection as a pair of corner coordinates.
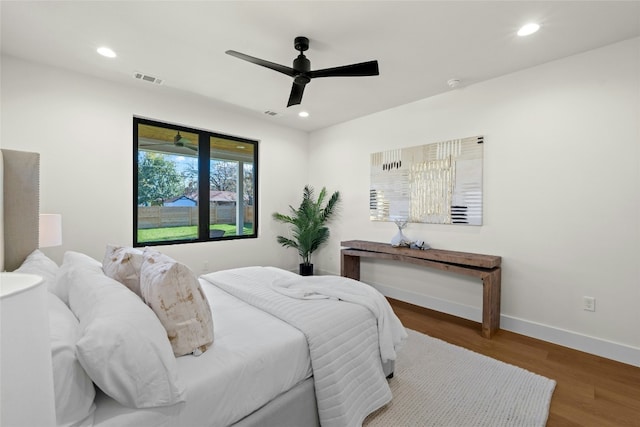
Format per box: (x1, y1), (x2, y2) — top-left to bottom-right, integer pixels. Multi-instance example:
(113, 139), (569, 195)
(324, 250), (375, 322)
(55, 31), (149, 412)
(517, 23), (540, 37)
(298, 111), (309, 118)
(97, 46), (117, 58)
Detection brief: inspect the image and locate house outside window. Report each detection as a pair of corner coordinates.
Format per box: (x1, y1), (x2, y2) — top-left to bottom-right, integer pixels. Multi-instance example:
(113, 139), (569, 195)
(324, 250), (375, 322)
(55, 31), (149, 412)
(133, 117), (258, 246)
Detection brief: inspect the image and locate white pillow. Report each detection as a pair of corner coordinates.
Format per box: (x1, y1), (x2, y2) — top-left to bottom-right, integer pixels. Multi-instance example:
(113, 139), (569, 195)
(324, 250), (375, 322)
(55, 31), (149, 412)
(141, 250), (214, 357)
(102, 245), (144, 298)
(53, 251), (102, 305)
(14, 249), (59, 291)
(47, 292), (96, 427)
(66, 253), (185, 408)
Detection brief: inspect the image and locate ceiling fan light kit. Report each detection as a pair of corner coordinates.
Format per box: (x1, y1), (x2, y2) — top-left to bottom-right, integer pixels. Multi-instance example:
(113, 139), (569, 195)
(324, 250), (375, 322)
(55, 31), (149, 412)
(226, 36), (379, 107)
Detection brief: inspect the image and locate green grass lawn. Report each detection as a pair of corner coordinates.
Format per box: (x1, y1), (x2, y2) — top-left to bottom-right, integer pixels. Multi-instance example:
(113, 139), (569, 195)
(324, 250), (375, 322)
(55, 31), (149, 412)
(138, 224), (253, 243)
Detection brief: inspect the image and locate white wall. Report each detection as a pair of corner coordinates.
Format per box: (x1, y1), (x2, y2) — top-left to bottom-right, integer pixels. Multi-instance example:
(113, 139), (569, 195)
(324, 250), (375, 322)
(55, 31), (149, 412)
(308, 38), (640, 366)
(0, 55), (309, 273)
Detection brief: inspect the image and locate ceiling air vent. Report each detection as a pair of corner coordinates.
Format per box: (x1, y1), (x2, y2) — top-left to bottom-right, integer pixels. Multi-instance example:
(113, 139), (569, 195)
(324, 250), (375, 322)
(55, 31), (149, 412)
(133, 72), (163, 85)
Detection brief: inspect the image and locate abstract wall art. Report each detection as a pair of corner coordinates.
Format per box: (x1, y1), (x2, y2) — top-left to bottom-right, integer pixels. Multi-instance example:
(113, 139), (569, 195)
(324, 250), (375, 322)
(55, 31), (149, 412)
(370, 135), (483, 225)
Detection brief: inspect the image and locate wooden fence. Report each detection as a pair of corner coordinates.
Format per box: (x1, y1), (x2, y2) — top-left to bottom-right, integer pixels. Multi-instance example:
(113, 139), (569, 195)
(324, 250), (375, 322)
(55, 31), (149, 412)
(138, 204), (254, 229)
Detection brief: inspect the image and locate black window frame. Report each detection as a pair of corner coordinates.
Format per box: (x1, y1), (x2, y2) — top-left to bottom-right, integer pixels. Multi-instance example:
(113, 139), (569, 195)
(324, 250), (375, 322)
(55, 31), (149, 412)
(133, 117), (259, 247)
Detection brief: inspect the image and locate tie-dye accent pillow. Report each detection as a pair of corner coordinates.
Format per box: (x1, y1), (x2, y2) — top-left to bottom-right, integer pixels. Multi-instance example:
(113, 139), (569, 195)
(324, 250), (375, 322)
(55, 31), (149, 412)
(140, 250), (214, 357)
(102, 245), (144, 298)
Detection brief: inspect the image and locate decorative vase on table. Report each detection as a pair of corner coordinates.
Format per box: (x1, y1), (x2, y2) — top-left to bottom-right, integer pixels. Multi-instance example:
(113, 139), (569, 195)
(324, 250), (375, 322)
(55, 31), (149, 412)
(391, 219), (409, 247)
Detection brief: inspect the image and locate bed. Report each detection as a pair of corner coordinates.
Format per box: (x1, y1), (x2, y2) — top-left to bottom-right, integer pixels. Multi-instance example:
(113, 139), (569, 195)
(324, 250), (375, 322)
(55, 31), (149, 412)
(1, 148), (405, 427)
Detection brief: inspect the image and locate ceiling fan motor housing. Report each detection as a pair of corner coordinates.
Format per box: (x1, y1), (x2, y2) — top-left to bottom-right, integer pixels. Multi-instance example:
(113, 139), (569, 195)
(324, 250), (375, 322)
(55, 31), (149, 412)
(293, 55), (310, 73)
(293, 38), (311, 84)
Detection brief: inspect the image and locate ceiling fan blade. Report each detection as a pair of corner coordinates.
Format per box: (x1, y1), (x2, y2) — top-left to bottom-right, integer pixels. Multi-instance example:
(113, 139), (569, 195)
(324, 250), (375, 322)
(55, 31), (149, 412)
(287, 82), (306, 107)
(140, 142), (173, 148)
(309, 60), (379, 79)
(226, 50), (295, 77)
(140, 143), (197, 156)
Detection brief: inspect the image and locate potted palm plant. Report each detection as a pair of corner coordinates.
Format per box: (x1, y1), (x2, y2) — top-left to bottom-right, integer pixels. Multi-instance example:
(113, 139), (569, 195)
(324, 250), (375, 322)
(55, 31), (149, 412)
(272, 185), (340, 276)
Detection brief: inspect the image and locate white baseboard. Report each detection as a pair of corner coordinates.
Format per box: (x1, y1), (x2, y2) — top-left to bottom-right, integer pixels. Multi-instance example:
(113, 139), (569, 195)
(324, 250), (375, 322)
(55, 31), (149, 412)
(372, 282), (640, 368)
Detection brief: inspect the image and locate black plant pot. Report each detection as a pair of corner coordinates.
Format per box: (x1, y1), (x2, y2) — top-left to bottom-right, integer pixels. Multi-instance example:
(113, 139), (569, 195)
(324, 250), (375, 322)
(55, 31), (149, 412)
(299, 263), (314, 276)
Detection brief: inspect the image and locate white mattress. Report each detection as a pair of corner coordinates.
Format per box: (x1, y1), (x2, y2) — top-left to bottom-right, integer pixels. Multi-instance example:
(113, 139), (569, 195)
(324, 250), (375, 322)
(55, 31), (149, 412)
(92, 278), (312, 427)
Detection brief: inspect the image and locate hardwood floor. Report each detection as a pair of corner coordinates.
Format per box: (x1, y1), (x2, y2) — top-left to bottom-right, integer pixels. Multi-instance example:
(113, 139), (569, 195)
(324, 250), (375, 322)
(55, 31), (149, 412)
(389, 298), (640, 427)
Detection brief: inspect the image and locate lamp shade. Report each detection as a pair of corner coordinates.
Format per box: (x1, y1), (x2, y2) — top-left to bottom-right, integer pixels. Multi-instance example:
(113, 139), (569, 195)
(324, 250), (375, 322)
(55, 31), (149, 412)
(39, 214), (62, 248)
(0, 273), (56, 426)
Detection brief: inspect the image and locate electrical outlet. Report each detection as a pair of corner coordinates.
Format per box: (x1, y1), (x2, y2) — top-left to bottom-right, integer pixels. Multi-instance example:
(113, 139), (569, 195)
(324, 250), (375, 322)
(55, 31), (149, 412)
(202, 261), (209, 273)
(583, 296), (596, 312)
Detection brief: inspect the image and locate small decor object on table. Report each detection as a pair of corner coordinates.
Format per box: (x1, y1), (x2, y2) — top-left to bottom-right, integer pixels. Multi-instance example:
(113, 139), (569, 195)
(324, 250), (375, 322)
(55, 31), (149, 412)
(411, 240), (431, 250)
(272, 185), (340, 276)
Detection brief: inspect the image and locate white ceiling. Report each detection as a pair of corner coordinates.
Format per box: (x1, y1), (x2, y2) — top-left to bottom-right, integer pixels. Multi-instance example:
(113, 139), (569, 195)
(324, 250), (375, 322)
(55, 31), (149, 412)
(2, 1), (639, 132)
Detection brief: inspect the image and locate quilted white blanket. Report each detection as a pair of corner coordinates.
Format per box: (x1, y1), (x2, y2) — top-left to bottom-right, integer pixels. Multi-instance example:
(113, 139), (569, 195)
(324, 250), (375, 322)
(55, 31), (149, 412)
(270, 273), (407, 363)
(201, 267), (397, 427)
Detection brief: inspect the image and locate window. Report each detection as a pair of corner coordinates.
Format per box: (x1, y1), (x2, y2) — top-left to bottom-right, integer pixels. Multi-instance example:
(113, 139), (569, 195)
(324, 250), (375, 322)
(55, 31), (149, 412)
(133, 117), (258, 246)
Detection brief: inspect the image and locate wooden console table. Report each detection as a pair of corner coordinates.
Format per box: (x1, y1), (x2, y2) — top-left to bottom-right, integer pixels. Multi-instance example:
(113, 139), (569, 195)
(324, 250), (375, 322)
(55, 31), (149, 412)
(340, 240), (502, 339)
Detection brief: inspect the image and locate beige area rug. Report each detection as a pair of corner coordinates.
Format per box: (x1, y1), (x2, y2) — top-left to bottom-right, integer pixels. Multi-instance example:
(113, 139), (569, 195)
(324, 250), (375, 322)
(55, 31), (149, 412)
(364, 329), (556, 427)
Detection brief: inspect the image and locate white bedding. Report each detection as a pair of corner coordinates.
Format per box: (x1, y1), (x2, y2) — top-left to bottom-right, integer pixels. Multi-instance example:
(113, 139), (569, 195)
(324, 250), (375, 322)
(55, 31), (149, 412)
(92, 279), (312, 427)
(202, 267), (401, 427)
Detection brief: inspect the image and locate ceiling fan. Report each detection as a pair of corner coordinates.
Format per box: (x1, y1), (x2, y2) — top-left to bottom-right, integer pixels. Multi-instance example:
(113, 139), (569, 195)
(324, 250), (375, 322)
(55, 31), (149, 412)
(139, 131), (197, 154)
(226, 36), (379, 107)
(172, 132), (196, 150)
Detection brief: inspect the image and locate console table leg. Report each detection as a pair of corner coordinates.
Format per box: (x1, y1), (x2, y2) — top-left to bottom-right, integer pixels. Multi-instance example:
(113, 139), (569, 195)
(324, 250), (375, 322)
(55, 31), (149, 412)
(341, 250), (361, 280)
(482, 268), (501, 338)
